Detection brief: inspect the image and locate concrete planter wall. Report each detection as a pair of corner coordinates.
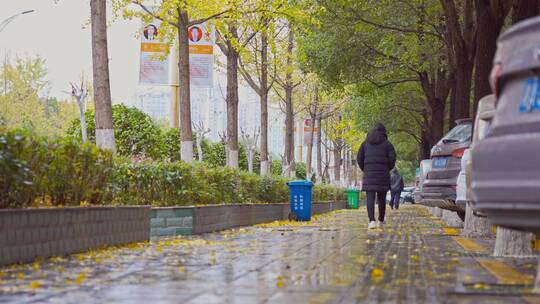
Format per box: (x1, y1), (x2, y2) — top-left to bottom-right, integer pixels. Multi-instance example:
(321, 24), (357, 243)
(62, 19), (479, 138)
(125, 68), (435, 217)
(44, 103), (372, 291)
(0, 206), (150, 267)
(0, 201), (346, 266)
(150, 201), (347, 237)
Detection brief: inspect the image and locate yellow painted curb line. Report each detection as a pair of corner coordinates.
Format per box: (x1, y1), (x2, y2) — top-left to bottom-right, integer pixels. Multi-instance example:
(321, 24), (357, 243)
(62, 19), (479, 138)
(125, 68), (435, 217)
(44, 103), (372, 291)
(443, 228), (461, 236)
(476, 258), (533, 285)
(452, 237), (488, 253)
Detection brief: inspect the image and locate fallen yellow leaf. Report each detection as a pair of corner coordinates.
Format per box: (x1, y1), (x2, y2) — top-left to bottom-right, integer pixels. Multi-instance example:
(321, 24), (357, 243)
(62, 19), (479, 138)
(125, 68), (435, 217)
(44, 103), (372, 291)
(32, 261), (40, 271)
(30, 281), (42, 289)
(371, 268), (385, 283)
(75, 272), (86, 285)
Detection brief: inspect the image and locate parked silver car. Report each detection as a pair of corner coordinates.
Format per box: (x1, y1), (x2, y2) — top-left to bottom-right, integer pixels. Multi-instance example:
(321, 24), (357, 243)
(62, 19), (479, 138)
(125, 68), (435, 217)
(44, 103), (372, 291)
(471, 17), (540, 233)
(421, 120), (472, 220)
(466, 95), (495, 214)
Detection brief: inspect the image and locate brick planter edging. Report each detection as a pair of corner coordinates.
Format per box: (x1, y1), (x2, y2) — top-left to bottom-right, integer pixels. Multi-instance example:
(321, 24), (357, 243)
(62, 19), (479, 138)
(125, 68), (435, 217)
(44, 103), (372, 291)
(151, 201), (347, 237)
(0, 206), (150, 267)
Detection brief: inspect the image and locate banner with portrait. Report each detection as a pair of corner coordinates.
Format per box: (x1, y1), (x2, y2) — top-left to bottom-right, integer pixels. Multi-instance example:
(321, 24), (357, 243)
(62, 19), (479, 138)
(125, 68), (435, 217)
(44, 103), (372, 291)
(139, 14), (170, 85)
(303, 118), (319, 146)
(188, 23), (215, 88)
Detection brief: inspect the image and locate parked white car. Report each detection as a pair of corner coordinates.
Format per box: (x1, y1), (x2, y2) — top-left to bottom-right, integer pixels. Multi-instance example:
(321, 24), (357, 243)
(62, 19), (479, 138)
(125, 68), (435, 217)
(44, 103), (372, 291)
(455, 148), (470, 210)
(413, 159), (432, 203)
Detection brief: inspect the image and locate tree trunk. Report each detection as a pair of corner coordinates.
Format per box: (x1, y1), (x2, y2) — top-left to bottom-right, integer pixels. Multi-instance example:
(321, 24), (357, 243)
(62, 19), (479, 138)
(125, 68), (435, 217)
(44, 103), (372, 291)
(196, 137), (203, 161)
(247, 149), (254, 173)
(442, 210), (463, 228)
(226, 31), (239, 168)
(419, 119), (431, 160)
(454, 59), (474, 119)
(462, 202), (493, 238)
(512, 0), (539, 24)
(448, 82), (456, 128)
(316, 117), (323, 183)
(90, 0), (115, 152)
(259, 31), (269, 176)
(306, 113), (316, 179)
(283, 87), (294, 178)
(333, 145), (341, 184)
(283, 27), (295, 178)
(430, 98), (445, 144)
(493, 227), (534, 257)
(177, 11), (194, 163)
(78, 105), (88, 142)
(473, 0), (506, 116)
(441, 0), (475, 120)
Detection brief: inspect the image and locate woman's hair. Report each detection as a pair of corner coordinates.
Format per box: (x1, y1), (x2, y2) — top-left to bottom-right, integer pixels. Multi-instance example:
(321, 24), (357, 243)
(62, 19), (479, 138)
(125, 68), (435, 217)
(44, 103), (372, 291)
(367, 122), (388, 144)
(372, 123), (387, 135)
(144, 24), (158, 39)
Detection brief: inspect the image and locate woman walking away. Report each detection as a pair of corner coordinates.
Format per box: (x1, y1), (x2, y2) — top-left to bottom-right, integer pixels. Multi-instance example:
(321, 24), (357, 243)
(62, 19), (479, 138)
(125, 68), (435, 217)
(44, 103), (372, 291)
(357, 123), (396, 229)
(390, 168), (404, 210)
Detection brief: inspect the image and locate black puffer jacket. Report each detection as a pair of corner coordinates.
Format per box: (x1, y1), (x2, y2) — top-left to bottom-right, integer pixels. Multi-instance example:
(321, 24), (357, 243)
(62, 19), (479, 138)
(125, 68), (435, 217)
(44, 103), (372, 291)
(357, 125), (396, 192)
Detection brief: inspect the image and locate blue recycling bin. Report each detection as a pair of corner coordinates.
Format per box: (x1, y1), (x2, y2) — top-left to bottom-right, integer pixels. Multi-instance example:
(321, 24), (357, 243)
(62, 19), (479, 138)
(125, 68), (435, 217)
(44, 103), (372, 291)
(287, 180), (313, 221)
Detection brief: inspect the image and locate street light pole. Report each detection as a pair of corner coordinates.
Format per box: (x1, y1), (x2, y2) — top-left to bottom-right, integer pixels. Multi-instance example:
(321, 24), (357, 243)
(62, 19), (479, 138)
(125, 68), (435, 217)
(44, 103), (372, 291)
(0, 10), (35, 33)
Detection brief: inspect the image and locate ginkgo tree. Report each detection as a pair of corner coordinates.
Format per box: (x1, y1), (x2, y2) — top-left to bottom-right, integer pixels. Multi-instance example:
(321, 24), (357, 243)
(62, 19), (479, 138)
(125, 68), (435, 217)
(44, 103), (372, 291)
(113, 0), (231, 163)
(237, 0), (305, 176)
(214, 0), (260, 169)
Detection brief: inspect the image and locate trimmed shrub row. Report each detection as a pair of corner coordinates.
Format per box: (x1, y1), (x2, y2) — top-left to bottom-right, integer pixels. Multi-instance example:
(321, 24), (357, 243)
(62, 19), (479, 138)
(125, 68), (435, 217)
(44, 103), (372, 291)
(1, 130), (345, 208)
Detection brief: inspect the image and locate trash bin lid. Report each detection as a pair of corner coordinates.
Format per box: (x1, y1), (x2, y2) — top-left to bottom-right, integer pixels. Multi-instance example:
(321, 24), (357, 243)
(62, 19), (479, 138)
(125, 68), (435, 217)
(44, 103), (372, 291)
(287, 180), (314, 187)
(346, 188), (360, 193)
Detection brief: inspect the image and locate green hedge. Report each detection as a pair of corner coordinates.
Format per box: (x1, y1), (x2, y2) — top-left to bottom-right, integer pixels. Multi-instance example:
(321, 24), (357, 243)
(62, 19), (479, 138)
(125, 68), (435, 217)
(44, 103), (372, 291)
(2, 129), (344, 208)
(1, 129), (113, 208)
(112, 161), (291, 206)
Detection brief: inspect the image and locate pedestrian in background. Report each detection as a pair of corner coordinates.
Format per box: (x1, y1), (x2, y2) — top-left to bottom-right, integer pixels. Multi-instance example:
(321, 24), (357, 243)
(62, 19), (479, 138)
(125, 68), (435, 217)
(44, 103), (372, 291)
(357, 123), (396, 229)
(390, 168), (404, 210)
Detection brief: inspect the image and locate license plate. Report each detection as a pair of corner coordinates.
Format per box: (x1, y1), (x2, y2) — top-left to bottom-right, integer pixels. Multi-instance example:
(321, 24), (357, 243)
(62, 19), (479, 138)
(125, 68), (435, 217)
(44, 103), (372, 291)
(519, 76), (540, 113)
(432, 157), (448, 169)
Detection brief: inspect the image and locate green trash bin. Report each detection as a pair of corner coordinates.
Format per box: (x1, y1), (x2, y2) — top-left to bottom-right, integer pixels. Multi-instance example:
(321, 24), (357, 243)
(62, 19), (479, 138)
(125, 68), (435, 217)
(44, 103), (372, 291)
(345, 189), (360, 209)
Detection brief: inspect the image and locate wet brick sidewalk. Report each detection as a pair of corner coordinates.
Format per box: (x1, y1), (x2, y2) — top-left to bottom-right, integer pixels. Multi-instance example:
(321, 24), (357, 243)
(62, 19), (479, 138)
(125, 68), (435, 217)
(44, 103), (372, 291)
(0, 205), (538, 303)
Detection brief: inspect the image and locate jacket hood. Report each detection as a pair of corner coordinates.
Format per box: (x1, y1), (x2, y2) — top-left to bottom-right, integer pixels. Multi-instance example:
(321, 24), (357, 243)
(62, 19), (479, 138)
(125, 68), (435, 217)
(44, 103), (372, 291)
(367, 123), (387, 145)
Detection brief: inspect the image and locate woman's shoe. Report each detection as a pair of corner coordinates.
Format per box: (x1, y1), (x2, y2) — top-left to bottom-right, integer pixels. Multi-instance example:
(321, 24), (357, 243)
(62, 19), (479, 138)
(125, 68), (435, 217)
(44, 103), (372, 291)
(377, 221), (384, 228)
(368, 221), (377, 229)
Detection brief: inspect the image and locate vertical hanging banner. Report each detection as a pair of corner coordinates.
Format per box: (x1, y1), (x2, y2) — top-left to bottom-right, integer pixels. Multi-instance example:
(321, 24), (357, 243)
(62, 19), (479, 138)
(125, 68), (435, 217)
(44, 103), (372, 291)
(188, 23), (215, 88)
(139, 13), (170, 85)
(303, 118), (319, 145)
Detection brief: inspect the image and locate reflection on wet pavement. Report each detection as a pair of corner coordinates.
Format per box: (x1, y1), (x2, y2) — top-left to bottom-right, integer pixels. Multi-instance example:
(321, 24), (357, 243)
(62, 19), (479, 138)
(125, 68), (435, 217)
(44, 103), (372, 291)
(0, 205), (538, 303)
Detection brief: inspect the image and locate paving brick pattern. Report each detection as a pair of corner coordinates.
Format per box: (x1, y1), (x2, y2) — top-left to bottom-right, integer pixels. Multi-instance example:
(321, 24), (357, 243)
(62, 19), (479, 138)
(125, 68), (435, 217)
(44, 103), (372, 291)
(0, 205), (538, 303)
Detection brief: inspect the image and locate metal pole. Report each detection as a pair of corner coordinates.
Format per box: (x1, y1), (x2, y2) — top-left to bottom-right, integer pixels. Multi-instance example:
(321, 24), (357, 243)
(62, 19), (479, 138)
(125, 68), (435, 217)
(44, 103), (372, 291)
(0, 10), (34, 33)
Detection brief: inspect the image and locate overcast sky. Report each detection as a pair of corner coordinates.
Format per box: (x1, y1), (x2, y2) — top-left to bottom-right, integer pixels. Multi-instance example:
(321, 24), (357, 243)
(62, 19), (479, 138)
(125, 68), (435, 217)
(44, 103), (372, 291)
(0, 0), (141, 102)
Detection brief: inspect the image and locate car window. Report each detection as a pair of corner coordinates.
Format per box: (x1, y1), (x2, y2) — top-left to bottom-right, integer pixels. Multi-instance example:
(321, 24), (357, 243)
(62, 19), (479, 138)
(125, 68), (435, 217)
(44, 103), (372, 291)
(438, 123), (472, 144)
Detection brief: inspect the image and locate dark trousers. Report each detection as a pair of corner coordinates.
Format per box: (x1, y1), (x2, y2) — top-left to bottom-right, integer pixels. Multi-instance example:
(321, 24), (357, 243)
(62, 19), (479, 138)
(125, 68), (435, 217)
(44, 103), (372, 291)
(390, 191), (401, 209)
(366, 191), (386, 222)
